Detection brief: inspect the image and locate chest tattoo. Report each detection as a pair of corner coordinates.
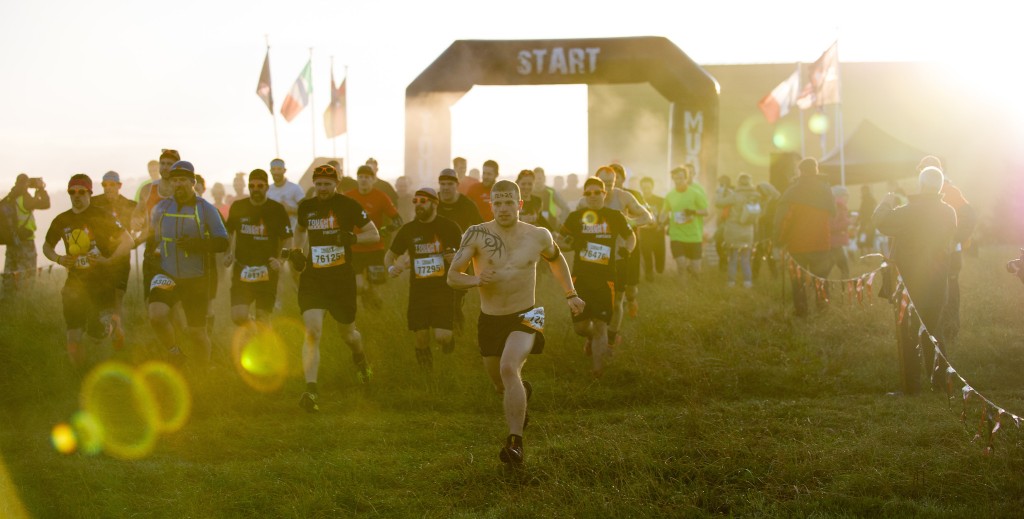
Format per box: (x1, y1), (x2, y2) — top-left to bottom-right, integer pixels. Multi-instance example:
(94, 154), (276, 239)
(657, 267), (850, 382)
(463, 226), (506, 259)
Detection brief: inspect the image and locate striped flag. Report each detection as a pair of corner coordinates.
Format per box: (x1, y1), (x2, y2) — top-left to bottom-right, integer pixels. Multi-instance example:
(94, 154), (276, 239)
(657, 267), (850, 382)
(758, 68), (800, 123)
(255, 50), (273, 114)
(280, 60), (312, 122)
(323, 67), (347, 138)
(796, 41), (840, 109)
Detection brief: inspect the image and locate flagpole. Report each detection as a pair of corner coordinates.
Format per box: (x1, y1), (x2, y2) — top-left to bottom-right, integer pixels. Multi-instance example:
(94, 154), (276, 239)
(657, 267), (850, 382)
(344, 65), (350, 178)
(330, 56), (337, 160)
(798, 62), (806, 157)
(309, 47), (316, 163)
(835, 41), (846, 186)
(266, 35), (280, 157)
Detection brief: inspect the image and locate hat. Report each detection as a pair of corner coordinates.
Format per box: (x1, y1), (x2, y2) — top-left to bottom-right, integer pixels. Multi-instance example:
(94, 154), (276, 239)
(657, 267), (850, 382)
(312, 164), (338, 181)
(159, 149), (180, 162)
(356, 164), (376, 177)
(438, 168), (459, 183)
(270, 158), (285, 168)
(102, 171), (120, 183)
(68, 174), (93, 192)
(414, 187), (439, 202)
(168, 160), (196, 180)
(249, 169), (269, 183)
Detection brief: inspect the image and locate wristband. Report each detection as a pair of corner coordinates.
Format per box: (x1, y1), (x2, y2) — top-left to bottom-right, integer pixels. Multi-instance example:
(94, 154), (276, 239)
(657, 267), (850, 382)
(565, 292), (578, 299)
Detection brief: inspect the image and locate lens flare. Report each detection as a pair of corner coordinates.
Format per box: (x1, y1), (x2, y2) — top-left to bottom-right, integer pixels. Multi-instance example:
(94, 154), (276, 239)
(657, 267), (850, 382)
(137, 361), (192, 433)
(232, 323), (289, 393)
(70, 411), (104, 456)
(736, 115), (775, 168)
(771, 120), (801, 152)
(51, 423), (77, 454)
(808, 112), (830, 135)
(79, 362), (159, 460)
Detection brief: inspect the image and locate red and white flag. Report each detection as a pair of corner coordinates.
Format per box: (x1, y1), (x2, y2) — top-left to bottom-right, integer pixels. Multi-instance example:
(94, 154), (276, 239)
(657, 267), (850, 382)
(758, 69), (800, 123)
(280, 60), (312, 122)
(255, 50), (273, 115)
(323, 67), (347, 138)
(796, 41), (840, 109)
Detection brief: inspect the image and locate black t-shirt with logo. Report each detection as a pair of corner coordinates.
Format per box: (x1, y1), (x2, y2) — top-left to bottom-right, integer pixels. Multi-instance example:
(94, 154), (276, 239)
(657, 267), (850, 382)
(560, 207), (631, 282)
(226, 198), (293, 266)
(45, 205), (124, 283)
(436, 195), (483, 232)
(297, 194), (371, 274)
(389, 215), (462, 296)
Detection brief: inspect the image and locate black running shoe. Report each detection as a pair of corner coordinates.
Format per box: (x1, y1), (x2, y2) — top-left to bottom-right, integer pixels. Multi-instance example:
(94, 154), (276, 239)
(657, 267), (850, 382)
(299, 392), (319, 413)
(522, 381), (533, 430)
(499, 434), (524, 465)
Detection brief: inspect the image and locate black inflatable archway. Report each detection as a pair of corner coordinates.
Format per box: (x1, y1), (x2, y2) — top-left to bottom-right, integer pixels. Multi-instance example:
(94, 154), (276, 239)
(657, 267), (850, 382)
(405, 36), (719, 186)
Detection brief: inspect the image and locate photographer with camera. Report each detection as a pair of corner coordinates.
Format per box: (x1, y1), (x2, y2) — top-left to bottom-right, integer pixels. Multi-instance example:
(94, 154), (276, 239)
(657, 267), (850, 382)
(3, 173), (50, 297)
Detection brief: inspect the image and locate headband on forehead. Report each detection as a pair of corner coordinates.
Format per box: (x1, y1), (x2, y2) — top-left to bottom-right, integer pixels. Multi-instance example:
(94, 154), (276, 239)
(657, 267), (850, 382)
(490, 190), (518, 201)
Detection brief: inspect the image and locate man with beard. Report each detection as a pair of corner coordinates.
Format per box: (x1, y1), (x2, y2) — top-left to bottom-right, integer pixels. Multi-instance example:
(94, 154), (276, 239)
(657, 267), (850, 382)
(448, 180), (584, 467)
(385, 187), (462, 369)
(147, 161), (229, 367)
(224, 169), (292, 327)
(466, 159), (499, 221)
(289, 164), (379, 413)
(559, 177), (634, 377)
(437, 168), (483, 333)
(43, 174), (132, 368)
(91, 171), (137, 350)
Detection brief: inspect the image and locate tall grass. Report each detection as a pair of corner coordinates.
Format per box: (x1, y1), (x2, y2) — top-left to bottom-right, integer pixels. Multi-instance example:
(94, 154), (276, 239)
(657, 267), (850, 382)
(2, 247), (1023, 517)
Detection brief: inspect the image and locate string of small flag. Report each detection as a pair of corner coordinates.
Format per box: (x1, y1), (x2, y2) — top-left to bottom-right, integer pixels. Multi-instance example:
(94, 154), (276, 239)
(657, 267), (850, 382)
(785, 255), (885, 306)
(787, 254), (1024, 454)
(0, 265), (58, 288)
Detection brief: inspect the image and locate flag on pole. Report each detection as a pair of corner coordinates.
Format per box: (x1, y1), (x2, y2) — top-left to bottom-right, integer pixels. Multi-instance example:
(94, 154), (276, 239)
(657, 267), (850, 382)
(758, 69), (800, 123)
(280, 60), (312, 122)
(796, 41), (840, 109)
(256, 50), (274, 114)
(323, 68), (347, 138)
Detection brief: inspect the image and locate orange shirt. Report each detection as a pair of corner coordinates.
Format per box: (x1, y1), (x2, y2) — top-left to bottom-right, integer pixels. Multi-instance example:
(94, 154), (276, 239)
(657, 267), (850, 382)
(457, 176), (480, 196)
(344, 188), (398, 252)
(466, 182), (493, 220)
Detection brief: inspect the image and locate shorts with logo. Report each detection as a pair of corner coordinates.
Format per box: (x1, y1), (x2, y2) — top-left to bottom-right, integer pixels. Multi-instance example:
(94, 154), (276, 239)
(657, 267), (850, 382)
(142, 254), (160, 300)
(230, 264), (279, 312)
(671, 241), (703, 260)
(298, 268), (357, 324)
(62, 275), (113, 333)
(477, 307), (545, 357)
(573, 276), (615, 324)
(147, 273), (209, 327)
(352, 250), (386, 284)
(408, 286), (455, 331)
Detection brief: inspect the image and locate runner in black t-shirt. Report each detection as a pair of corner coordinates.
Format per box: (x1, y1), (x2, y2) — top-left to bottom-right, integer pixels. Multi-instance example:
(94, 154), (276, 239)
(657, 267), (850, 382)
(224, 169), (293, 326)
(289, 164), (379, 413)
(436, 168), (482, 334)
(559, 177), (634, 377)
(385, 187), (462, 369)
(91, 170), (138, 351)
(42, 174), (133, 369)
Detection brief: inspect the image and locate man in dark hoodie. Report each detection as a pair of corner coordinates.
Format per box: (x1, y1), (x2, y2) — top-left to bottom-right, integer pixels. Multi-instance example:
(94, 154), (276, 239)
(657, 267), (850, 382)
(775, 158), (836, 316)
(874, 166), (958, 394)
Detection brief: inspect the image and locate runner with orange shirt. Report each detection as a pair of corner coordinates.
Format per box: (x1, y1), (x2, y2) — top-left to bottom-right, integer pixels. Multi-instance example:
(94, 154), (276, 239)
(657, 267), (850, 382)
(345, 164), (403, 309)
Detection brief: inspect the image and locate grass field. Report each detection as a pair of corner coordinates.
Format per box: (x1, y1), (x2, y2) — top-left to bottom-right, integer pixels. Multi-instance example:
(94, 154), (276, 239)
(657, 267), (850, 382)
(2, 246), (1024, 518)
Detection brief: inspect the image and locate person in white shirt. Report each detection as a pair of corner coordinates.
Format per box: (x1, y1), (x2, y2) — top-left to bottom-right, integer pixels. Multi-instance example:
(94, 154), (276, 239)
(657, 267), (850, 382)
(267, 158), (306, 230)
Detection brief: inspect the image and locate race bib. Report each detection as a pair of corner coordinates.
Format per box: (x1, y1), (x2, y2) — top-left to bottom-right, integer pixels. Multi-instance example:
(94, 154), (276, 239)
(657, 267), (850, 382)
(520, 307), (545, 333)
(580, 242), (611, 265)
(240, 265), (270, 283)
(74, 255), (91, 270)
(151, 274), (176, 291)
(311, 245), (346, 268)
(673, 211), (691, 224)
(413, 255), (445, 279)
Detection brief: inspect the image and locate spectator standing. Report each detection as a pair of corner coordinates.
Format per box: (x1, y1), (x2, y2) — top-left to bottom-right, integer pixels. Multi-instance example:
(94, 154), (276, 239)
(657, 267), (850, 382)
(715, 173), (760, 288)
(775, 158), (835, 316)
(3, 173), (50, 296)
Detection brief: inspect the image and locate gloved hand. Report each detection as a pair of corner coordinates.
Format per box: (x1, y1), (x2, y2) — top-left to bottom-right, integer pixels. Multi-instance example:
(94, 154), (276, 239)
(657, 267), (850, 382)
(288, 249), (308, 272)
(335, 231), (357, 247)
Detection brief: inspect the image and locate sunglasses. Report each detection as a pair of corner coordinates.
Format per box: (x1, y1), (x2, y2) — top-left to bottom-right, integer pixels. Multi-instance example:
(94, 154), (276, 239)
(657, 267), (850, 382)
(584, 190), (605, 196)
(412, 197), (435, 204)
(67, 189), (90, 196)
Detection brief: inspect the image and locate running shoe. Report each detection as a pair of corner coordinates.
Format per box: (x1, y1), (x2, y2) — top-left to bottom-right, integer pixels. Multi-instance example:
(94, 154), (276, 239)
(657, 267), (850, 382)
(299, 392), (319, 413)
(353, 353), (372, 383)
(499, 434), (524, 465)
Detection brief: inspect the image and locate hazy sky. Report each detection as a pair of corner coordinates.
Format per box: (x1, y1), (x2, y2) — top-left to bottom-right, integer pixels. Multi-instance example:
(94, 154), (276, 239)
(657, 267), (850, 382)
(1, 0), (1019, 189)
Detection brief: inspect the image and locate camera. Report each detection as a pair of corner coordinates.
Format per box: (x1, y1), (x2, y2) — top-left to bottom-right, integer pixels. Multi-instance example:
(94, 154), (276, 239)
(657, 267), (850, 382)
(28, 177), (44, 189)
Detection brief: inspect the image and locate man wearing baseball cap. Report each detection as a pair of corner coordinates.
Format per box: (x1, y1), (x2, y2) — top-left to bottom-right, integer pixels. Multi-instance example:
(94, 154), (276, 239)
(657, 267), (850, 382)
(436, 167), (483, 333)
(42, 174), (133, 369)
(289, 164), (380, 413)
(384, 187), (462, 369)
(133, 148), (180, 301)
(146, 160), (229, 368)
(91, 170), (138, 350)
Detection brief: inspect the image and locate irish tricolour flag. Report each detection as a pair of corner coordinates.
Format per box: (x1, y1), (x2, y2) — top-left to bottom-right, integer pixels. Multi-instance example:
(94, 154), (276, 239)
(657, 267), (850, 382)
(280, 60), (312, 122)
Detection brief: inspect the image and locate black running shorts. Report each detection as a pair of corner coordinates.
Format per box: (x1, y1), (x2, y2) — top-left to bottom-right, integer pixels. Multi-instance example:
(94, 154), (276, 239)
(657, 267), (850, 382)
(572, 276), (614, 324)
(298, 269), (357, 324)
(408, 287), (455, 331)
(477, 307), (545, 357)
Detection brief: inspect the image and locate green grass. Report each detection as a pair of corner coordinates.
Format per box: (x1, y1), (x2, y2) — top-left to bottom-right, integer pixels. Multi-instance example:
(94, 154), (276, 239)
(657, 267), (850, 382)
(3, 247), (1024, 517)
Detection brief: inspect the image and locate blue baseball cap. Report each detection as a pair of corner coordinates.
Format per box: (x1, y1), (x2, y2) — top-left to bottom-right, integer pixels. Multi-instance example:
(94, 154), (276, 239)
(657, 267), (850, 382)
(168, 160), (196, 180)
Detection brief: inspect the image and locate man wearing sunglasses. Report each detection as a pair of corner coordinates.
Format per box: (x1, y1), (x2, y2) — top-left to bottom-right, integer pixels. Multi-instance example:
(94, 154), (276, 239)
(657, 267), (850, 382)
(91, 171), (137, 350)
(43, 174), (133, 369)
(224, 169), (292, 327)
(448, 179), (584, 467)
(558, 177), (635, 377)
(147, 160), (229, 368)
(289, 164), (379, 413)
(384, 187), (462, 369)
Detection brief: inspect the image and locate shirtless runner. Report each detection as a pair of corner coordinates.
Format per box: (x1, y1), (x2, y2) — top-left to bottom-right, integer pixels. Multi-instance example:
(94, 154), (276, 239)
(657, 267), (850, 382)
(448, 180), (585, 466)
